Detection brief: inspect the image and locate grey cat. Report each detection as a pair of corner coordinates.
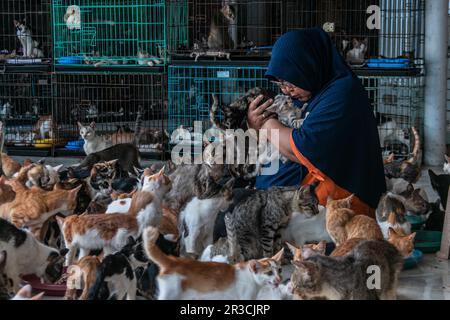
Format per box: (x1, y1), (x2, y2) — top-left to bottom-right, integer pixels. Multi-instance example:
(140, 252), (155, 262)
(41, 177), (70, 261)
(291, 240), (403, 300)
(207, 1), (236, 50)
(225, 182), (319, 262)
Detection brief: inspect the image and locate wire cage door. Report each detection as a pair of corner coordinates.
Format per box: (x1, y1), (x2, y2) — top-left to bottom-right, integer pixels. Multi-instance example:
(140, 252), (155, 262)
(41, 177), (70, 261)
(53, 72), (168, 158)
(52, 0), (167, 68)
(0, 0), (52, 66)
(0, 73), (54, 149)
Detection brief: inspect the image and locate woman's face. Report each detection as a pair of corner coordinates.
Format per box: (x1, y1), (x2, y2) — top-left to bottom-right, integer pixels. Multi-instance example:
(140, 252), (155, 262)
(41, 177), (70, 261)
(275, 79), (312, 102)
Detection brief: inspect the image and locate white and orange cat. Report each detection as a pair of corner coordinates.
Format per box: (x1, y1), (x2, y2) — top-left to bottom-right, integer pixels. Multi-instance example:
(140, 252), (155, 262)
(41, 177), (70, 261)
(143, 226), (284, 300)
(57, 167), (171, 266)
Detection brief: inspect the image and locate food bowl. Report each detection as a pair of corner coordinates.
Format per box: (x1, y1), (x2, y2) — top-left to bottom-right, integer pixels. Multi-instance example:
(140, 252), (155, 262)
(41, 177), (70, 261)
(65, 140), (84, 150)
(414, 230), (442, 253)
(403, 249), (423, 270)
(57, 56), (83, 65)
(33, 139), (56, 148)
(21, 267), (68, 297)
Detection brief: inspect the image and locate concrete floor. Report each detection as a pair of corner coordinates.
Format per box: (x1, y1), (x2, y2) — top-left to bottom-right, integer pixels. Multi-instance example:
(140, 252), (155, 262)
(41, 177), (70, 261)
(11, 155), (450, 300)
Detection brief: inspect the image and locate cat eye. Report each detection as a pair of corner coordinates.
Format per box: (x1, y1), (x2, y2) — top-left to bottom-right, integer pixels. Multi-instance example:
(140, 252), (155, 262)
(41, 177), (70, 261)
(267, 271), (273, 276)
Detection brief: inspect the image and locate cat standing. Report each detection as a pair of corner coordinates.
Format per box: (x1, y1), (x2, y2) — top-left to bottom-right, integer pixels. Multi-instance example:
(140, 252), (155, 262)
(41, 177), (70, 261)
(143, 226), (284, 300)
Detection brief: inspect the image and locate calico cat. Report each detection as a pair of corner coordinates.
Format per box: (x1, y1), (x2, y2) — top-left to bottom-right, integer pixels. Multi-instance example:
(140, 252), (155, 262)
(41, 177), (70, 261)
(143, 226), (284, 300)
(0, 174), (81, 239)
(225, 183), (319, 261)
(13, 19), (43, 58)
(207, 1), (236, 50)
(87, 238), (137, 300)
(22, 162), (63, 190)
(376, 193), (411, 239)
(326, 195), (384, 246)
(428, 169), (450, 210)
(0, 218), (67, 292)
(290, 240), (403, 300)
(76, 143), (141, 173)
(56, 168), (171, 266)
(65, 255), (101, 300)
(86, 160), (122, 199)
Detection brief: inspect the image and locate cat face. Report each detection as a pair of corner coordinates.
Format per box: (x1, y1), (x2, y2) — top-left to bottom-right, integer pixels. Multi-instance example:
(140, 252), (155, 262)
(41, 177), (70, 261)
(290, 260), (322, 297)
(44, 248), (68, 284)
(388, 228), (416, 257)
(78, 122), (96, 140)
(249, 249), (284, 287)
(13, 19), (28, 35)
(294, 183), (320, 217)
(221, 3), (236, 21)
(142, 167), (172, 194)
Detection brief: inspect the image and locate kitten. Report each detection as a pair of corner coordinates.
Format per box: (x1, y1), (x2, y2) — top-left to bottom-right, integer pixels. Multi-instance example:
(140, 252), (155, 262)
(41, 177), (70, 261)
(137, 48), (163, 66)
(13, 19), (43, 58)
(326, 195), (383, 246)
(376, 193), (411, 239)
(34, 115), (56, 140)
(64, 255), (101, 300)
(286, 241), (327, 262)
(143, 226), (284, 300)
(11, 284), (45, 300)
(56, 168), (171, 266)
(290, 240), (403, 300)
(88, 238), (137, 300)
(0, 218), (67, 292)
(225, 183), (319, 262)
(0, 153), (21, 178)
(76, 143), (141, 174)
(78, 122), (113, 155)
(64, 5), (81, 30)
(428, 169), (450, 210)
(346, 38), (368, 65)
(387, 228), (416, 257)
(207, 1), (236, 50)
(179, 178), (234, 258)
(0, 175), (81, 239)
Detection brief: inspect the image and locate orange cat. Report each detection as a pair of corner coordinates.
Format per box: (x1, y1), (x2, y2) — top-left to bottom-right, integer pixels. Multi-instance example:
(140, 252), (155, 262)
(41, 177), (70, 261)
(0, 179), (81, 239)
(387, 228), (416, 257)
(0, 153), (21, 178)
(65, 255), (101, 300)
(330, 238), (366, 257)
(0, 176), (16, 204)
(57, 168), (171, 266)
(326, 195), (383, 246)
(143, 226), (284, 300)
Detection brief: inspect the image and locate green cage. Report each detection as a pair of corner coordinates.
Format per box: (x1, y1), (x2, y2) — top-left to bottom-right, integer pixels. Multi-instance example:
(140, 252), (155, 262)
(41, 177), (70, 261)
(52, 0), (167, 68)
(359, 74), (424, 159)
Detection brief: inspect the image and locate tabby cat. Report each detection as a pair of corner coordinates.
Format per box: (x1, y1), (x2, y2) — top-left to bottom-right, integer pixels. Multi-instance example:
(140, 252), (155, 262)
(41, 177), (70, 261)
(207, 1), (236, 50)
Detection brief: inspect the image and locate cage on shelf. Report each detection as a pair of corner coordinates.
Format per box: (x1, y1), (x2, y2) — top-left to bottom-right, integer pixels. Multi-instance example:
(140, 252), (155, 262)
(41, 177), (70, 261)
(0, 0), (52, 67)
(53, 72), (167, 158)
(52, 0), (167, 68)
(285, 0), (425, 69)
(167, 0), (283, 61)
(168, 63), (277, 148)
(0, 73), (54, 150)
(360, 74), (424, 159)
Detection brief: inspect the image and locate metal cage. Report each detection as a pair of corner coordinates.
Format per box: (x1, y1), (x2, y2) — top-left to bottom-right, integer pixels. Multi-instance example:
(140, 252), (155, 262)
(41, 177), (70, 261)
(168, 63), (277, 135)
(0, 73), (53, 150)
(0, 0), (52, 66)
(286, 0), (425, 67)
(360, 74), (424, 159)
(53, 72), (167, 157)
(52, 0), (167, 68)
(167, 0), (283, 60)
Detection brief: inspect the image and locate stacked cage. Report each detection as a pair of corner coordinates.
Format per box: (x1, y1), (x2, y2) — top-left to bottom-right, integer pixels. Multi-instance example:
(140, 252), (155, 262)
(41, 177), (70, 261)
(0, 0), (52, 68)
(53, 72), (167, 157)
(52, 0), (167, 69)
(0, 73), (54, 155)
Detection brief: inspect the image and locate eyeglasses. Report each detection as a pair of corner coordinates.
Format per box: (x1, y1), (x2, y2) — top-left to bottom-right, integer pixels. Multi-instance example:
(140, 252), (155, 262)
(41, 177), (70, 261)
(271, 79), (296, 90)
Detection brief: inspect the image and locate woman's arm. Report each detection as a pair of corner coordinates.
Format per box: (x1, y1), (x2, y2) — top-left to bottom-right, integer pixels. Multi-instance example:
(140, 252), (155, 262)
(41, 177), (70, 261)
(261, 119), (300, 163)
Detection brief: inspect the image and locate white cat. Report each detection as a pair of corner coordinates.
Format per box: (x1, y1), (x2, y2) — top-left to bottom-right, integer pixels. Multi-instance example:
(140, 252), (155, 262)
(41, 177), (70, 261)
(281, 205), (332, 245)
(64, 5), (81, 30)
(78, 121), (112, 155)
(444, 155), (450, 174)
(137, 48), (163, 66)
(0, 219), (67, 292)
(0, 101), (14, 118)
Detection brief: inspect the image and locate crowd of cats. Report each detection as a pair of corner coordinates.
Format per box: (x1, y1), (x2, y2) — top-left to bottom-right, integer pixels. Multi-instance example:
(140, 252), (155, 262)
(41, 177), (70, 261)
(0, 83), (449, 301)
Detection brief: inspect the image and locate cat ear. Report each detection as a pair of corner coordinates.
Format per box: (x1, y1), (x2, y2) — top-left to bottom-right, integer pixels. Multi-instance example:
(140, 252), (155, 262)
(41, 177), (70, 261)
(59, 248), (69, 257)
(158, 166), (166, 175)
(89, 122), (96, 129)
(69, 184), (82, 196)
(388, 212), (397, 225)
(314, 240), (327, 254)
(271, 248), (284, 262)
(406, 184), (414, 194)
(77, 121), (83, 129)
(407, 232), (416, 241)
(286, 242), (302, 262)
(55, 215), (65, 230)
(345, 194), (355, 206)
(248, 260), (261, 273)
(53, 164), (64, 172)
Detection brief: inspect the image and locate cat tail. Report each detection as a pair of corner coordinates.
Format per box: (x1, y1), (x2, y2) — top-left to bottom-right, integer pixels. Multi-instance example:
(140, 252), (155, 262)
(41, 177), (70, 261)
(210, 95), (223, 129)
(133, 112), (143, 146)
(143, 226), (171, 268)
(407, 127), (421, 165)
(224, 213), (241, 263)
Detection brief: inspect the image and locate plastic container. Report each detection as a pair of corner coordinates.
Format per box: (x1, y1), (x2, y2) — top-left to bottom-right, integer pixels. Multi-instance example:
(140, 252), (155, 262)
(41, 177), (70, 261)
(414, 230), (442, 253)
(403, 249), (423, 270)
(57, 56), (83, 65)
(65, 140), (84, 150)
(367, 58), (411, 69)
(21, 267), (68, 297)
(406, 215), (426, 230)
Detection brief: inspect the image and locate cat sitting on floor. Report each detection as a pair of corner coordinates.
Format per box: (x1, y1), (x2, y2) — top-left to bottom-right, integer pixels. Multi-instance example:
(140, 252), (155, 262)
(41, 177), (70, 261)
(13, 19), (44, 58)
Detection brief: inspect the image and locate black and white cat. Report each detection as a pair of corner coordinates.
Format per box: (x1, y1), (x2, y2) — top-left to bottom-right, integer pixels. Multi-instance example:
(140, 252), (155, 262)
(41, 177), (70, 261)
(13, 19), (44, 58)
(0, 218), (67, 292)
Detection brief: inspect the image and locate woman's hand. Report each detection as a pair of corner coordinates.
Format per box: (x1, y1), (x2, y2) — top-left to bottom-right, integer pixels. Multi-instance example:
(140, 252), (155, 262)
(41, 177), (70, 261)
(247, 95), (276, 130)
